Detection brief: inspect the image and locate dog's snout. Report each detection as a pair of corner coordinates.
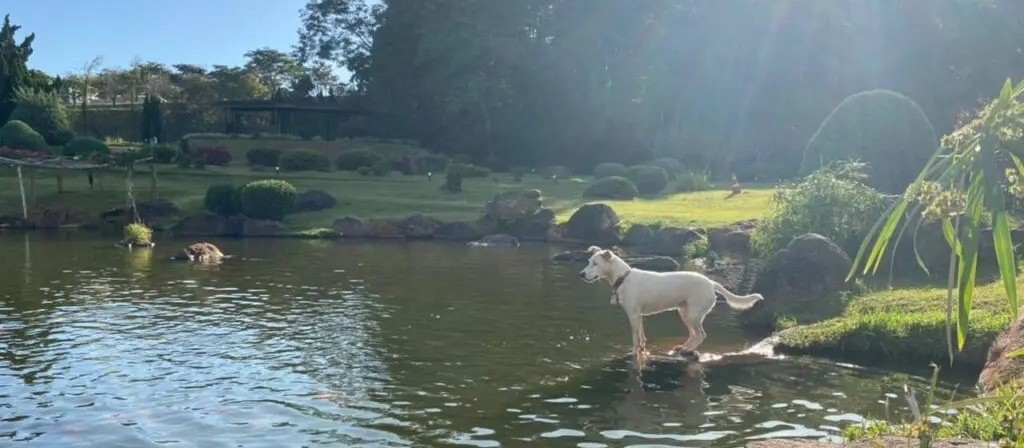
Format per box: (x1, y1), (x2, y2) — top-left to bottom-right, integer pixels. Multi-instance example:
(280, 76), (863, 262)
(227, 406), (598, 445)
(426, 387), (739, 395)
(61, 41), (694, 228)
(577, 271), (586, 278)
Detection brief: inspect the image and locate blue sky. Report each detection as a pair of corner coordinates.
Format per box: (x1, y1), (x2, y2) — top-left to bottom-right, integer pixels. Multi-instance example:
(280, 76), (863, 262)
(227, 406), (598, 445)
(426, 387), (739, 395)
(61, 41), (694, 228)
(6, 0), (308, 75)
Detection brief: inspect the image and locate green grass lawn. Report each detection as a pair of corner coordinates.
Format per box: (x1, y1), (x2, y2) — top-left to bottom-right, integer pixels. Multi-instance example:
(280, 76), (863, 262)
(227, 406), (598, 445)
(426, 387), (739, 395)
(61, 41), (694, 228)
(0, 164), (773, 231)
(776, 276), (1018, 369)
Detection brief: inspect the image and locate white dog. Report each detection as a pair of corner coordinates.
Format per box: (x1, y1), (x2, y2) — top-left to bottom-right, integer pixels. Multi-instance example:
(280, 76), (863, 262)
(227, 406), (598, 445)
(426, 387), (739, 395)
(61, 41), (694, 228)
(578, 246), (763, 363)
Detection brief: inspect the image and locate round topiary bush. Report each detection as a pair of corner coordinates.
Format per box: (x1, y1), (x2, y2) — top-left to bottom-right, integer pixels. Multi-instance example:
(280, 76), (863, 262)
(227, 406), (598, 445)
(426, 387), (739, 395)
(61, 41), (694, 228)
(653, 157), (682, 177)
(416, 153), (449, 173)
(239, 180), (298, 221)
(583, 176), (639, 199)
(625, 165), (670, 196)
(357, 162), (391, 176)
(449, 163), (490, 178)
(593, 162), (627, 179)
(0, 120), (48, 151)
(204, 184), (242, 216)
(246, 148), (282, 167)
(280, 150), (329, 172)
(336, 149), (385, 171)
(151, 144), (178, 163)
(62, 136), (109, 157)
(802, 89), (937, 193)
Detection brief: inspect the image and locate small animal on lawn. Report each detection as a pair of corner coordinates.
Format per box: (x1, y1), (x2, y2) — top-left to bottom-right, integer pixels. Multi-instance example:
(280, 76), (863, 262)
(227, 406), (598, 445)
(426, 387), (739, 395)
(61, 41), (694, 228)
(578, 246), (763, 367)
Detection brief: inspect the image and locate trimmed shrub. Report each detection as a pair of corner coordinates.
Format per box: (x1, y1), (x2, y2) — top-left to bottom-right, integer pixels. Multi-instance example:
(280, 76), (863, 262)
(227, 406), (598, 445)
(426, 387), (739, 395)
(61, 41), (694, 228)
(675, 170), (712, 192)
(653, 157), (682, 176)
(191, 146), (231, 166)
(62, 136), (109, 157)
(357, 162), (391, 176)
(151, 145), (178, 163)
(239, 180), (298, 221)
(280, 150), (330, 172)
(802, 89), (937, 193)
(336, 149), (385, 171)
(0, 120), (47, 151)
(625, 165), (670, 195)
(444, 168), (463, 192)
(449, 162), (490, 178)
(594, 162), (627, 179)
(583, 176), (639, 199)
(752, 161), (887, 256)
(416, 153), (449, 173)
(10, 88), (72, 145)
(204, 184), (242, 216)
(246, 148), (282, 167)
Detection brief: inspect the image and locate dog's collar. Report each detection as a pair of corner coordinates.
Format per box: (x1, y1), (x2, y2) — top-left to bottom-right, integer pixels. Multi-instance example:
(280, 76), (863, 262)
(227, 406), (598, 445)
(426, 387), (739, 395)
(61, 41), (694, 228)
(612, 269), (632, 291)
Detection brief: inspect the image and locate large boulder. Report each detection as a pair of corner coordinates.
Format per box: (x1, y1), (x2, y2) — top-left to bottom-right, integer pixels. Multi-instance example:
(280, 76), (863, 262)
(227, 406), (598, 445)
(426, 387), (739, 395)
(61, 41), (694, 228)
(482, 189), (543, 222)
(100, 199), (180, 230)
(435, 221), (487, 241)
(393, 214), (442, 239)
(294, 190), (337, 212)
(745, 233), (852, 330)
(563, 204), (621, 244)
(645, 226), (704, 256)
(978, 314), (1024, 394)
(173, 212), (235, 237)
(230, 215), (283, 237)
(707, 220), (757, 259)
(27, 207), (79, 229)
(622, 224), (654, 247)
(333, 216), (367, 237)
(365, 220), (404, 239)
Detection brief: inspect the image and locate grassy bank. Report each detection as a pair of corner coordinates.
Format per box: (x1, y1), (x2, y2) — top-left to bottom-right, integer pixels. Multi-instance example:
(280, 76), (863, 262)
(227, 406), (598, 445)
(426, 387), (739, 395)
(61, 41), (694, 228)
(776, 276), (1017, 369)
(0, 164), (772, 231)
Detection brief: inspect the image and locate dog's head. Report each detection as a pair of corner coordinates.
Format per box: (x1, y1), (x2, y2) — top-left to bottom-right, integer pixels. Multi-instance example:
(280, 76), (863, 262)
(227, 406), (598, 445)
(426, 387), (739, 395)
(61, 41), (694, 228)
(579, 246), (614, 283)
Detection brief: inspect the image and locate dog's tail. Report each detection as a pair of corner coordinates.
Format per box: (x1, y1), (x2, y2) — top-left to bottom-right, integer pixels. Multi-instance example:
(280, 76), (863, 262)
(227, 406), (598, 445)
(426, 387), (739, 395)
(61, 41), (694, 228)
(713, 281), (763, 311)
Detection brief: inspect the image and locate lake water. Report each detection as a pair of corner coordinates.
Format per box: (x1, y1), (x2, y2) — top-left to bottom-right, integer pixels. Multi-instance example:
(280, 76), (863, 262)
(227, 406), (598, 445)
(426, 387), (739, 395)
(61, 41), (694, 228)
(0, 233), (972, 447)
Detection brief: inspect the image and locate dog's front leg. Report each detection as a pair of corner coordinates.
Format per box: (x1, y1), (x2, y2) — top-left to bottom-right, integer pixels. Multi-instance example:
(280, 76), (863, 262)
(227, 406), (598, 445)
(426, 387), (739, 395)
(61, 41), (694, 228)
(627, 313), (646, 362)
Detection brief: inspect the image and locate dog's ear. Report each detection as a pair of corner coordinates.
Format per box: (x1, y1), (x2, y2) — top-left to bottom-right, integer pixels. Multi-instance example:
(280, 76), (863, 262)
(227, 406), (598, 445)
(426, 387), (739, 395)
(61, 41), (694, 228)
(600, 250), (612, 260)
(586, 246), (601, 255)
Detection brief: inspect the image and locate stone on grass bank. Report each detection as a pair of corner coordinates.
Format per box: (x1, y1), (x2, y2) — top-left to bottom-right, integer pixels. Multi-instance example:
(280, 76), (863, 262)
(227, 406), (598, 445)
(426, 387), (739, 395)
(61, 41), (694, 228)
(743, 233), (851, 331)
(173, 212), (284, 237)
(978, 313), (1024, 394)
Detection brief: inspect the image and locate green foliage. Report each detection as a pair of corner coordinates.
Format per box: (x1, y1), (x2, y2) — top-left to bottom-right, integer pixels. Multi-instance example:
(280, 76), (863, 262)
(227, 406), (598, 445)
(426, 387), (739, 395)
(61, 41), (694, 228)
(123, 223), (153, 245)
(443, 168), (463, 193)
(191, 146), (231, 166)
(140, 94), (163, 142)
(10, 88), (72, 145)
(151, 144), (178, 163)
(652, 157), (682, 176)
(357, 162), (390, 176)
(852, 79), (1024, 362)
(204, 184), (242, 216)
(246, 148), (282, 167)
(802, 89), (937, 193)
(0, 119), (47, 151)
(0, 15), (35, 125)
(280, 150), (330, 172)
(625, 165), (670, 196)
(336, 148), (385, 171)
(594, 162), (627, 179)
(239, 179), (298, 221)
(449, 162), (490, 178)
(843, 369), (1023, 445)
(753, 161), (886, 256)
(61, 136), (109, 157)
(416, 153), (449, 173)
(675, 170), (712, 192)
(681, 235), (709, 259)
(582, 176), (639, 199)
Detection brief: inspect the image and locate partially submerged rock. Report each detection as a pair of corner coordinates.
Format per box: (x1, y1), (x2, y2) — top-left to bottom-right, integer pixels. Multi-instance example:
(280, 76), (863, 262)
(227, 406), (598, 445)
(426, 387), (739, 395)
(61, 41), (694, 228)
(435, 221), (486, 241)
(978, 313), (1024, 394)
(294, 190), (337, 212)
(468, 234), (520, 247)
(180, 242), (225, 262)
(333, 216), (367, 237)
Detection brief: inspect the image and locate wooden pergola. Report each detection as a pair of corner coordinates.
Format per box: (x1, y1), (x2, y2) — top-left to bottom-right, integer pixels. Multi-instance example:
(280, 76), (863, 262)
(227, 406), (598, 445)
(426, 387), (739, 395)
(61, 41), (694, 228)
(1, 155), (109, 219)
(215, 99), (369, 139)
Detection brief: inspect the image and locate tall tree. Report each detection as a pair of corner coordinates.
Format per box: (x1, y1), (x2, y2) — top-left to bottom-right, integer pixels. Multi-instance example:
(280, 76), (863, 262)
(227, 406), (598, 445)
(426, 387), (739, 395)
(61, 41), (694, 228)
(243, 48), (304, 96)
(0, 14), (35, 125)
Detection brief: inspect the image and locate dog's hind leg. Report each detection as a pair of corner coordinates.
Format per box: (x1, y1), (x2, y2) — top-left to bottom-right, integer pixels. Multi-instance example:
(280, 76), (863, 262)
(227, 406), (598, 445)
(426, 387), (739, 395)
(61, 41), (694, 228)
(676, 308), (694, 351)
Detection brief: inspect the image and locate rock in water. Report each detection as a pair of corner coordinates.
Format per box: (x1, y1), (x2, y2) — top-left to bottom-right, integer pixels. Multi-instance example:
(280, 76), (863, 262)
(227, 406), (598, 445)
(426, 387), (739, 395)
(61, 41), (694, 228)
(182, 242), (225, 262)
(468, 234), (520, 248)
(563, 203), (621, 244)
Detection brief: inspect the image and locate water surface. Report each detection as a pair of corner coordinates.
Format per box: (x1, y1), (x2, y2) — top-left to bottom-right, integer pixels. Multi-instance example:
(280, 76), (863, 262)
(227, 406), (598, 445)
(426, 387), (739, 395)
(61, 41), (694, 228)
(0, 234), (970, 447)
